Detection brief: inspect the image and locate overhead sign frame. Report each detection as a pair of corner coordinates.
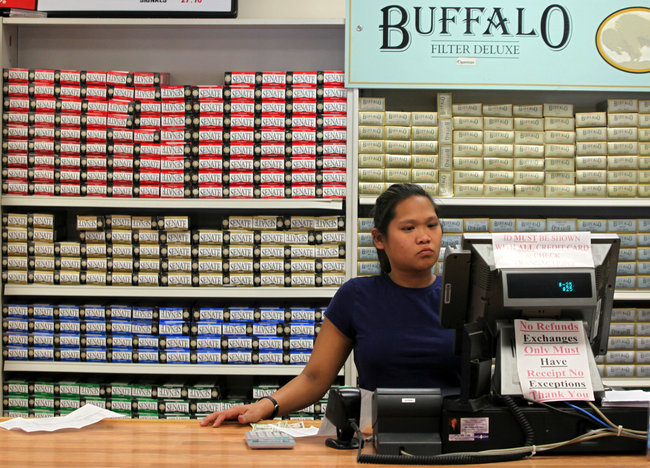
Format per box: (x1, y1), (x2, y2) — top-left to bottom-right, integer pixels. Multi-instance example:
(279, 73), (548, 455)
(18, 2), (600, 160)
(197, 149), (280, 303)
(346, 1), (650, 90)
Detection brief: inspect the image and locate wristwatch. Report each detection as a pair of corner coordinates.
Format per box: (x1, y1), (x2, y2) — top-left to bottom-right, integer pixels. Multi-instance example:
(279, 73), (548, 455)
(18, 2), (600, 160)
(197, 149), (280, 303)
(259, 395), (279, 419)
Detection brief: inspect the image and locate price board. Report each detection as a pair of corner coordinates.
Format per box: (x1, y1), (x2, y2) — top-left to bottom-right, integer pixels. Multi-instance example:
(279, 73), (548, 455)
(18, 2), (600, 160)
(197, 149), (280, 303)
(0, 1), (37, 9)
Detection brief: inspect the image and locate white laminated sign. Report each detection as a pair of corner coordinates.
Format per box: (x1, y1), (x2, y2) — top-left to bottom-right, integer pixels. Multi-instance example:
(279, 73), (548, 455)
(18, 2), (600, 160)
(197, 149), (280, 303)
(492, 232), (594, 269)
(514, 319), (594, 402)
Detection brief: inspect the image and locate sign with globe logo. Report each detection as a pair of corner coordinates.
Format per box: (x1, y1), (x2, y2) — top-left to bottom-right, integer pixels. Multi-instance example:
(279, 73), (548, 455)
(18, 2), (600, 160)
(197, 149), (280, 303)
(346, 1), (650, 90)
(597, 7), (650, 74)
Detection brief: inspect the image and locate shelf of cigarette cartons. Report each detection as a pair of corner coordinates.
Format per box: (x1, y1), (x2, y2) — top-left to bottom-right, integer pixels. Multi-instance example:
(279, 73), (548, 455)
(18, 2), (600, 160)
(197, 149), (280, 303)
(348, 88), (650, 389)
(0, 8), (358, 406)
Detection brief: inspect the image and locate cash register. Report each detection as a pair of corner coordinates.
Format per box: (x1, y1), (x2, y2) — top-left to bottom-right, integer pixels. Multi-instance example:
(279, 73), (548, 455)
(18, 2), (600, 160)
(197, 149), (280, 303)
(436, 233), (644, 454)
(326, 233), (647, 463)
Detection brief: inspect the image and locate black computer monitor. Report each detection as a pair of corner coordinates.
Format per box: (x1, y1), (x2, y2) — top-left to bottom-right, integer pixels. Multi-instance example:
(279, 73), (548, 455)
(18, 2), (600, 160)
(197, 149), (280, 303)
(440, 233), (620, 402)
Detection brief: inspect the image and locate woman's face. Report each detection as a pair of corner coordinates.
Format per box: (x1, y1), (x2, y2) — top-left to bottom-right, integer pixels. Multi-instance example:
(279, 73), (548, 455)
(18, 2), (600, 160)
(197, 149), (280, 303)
(372, 195), (442, 275)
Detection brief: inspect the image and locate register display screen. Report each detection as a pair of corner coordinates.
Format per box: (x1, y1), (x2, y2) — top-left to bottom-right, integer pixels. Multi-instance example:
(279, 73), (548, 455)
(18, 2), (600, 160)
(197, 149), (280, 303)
(506, 272), (593, 299)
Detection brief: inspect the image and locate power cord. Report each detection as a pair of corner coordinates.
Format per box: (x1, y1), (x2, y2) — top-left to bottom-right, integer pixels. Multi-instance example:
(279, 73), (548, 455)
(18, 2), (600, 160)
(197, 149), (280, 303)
(350, 421), (364, 461)
(349, 397), (647, 465)
(531, 399), (648, 437)
(586, 401), (647, 437)
(533, 400), (604, 426)
(564, 402), (611, 428)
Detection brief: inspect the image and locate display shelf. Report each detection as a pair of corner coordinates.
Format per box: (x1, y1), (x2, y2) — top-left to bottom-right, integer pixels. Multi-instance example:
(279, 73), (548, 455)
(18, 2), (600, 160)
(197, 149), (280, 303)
(3, 285), (338, 299)
(0, 18), (345, 87)
(0, 196), (343, 211)
(3, 18), (344, 27)
(602, 379), (650, 389)
(614, 291), (650, 302)
(360, 196), (650, 208)
(3, 361), (322, 376)
(0, 2), (352, 406)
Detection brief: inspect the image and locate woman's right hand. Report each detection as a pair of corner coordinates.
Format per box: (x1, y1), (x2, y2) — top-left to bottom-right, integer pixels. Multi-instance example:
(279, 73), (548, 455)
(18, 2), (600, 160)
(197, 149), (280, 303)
(200, 400), (273, 428)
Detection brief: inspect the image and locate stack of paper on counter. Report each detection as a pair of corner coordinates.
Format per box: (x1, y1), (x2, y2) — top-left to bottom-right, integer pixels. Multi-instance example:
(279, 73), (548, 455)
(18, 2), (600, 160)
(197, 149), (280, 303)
(601, 390), (650, 408)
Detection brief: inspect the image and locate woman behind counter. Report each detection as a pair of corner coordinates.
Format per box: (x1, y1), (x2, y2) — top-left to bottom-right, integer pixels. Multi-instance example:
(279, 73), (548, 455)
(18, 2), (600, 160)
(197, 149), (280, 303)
(201, 183), (460, 427)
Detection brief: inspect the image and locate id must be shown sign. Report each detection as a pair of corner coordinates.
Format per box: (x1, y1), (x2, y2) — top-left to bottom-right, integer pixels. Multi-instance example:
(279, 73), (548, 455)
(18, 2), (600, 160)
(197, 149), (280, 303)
(346, 0), (650, 90)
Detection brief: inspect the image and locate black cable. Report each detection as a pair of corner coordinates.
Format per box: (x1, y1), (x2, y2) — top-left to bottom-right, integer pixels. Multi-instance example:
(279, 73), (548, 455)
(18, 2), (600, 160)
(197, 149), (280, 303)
(564, 402), (610, 428)
(532, 400), (604, 426)
(351, 421), (364, 461)
(358, 447), (530, 465)
(353, 395), (537, 465)
(500, 395), (535, 447)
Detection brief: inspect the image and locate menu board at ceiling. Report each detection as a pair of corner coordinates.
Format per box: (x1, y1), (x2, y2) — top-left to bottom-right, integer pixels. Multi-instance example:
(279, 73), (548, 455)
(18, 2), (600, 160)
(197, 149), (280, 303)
(346, 1), (650, 91)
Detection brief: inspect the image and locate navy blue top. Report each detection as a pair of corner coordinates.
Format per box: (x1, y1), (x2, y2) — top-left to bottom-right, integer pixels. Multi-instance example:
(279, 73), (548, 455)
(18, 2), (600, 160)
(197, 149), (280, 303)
(325, 274), (460, 391)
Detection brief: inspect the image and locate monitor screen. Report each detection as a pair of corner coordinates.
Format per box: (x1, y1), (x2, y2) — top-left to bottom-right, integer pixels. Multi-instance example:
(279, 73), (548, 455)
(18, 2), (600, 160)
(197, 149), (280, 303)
(440, 233), (620, 357)
(505, 272), (593, 299)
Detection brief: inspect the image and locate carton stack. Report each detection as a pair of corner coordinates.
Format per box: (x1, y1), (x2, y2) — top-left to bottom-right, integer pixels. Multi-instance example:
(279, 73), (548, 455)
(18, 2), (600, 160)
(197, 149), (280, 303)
(1, 212), (58, 285)
(605, 99), (640, 198)
(437, 93), (452, 196)
(2, 377), (329, 419)
(482, 104), (517, 196)
(574, 109), (607, 197)
(542, 104), (576, 197)
(358, 96), (439, 196)
(1, 302), (325, 370)
(640, 100), (650, 197)
(1, 67), (347, 199)
(1, 68), (171, 198)
(220, 71), (346, 199)
(451, 101), (485, 197)
(2, 212), (346, 288)
(356, 218), (379, 276)
(511, 104), (545, 197)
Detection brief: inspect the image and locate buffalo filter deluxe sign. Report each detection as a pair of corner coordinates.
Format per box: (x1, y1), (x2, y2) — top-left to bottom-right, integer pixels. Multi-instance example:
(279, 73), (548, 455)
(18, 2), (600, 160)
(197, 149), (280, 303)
(346, 0), (650, 90)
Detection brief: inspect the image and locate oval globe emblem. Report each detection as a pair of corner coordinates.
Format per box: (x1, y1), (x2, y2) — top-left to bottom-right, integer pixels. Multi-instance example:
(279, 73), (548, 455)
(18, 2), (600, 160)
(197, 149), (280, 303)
(596, 7), (650, 73)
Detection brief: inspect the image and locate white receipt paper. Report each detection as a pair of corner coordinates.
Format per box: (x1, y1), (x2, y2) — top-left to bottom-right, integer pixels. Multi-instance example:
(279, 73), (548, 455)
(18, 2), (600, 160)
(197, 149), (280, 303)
(0, 403), (126, 432)
(259, 424), (319, 438)
(492, 232), (594, 269)
(514, 319), (594, 402)
(601, 390), (650, 408)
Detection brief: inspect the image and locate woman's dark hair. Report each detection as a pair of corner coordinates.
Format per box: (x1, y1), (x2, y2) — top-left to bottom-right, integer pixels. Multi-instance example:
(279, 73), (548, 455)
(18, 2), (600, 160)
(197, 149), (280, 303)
(370, 183), (439, 274)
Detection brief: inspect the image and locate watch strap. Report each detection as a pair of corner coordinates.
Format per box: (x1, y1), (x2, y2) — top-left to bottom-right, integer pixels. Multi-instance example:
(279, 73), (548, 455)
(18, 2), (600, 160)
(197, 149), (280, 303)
(259, 395), (279, 419)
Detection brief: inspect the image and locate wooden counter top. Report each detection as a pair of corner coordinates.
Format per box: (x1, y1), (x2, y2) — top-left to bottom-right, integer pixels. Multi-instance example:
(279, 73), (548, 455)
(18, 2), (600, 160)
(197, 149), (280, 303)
(0, 418), (647, 467)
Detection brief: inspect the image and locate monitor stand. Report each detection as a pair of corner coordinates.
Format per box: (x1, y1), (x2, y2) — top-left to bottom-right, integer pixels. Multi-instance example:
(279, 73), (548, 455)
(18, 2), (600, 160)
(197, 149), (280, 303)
(443, 320), (493, 413)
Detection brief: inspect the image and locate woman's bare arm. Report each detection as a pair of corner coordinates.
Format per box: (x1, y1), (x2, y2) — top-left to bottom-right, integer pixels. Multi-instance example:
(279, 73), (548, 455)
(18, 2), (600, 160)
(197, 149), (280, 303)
(201, 318), (353, 427)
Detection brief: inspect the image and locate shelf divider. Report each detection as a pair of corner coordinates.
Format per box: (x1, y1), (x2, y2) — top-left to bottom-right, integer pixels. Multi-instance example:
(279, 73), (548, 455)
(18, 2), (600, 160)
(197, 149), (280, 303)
(2, 18), (345, 27)
(3, 285), (338, 299)
(360, 196), (650, 208)
(1, 196), (343, 211)
(3, 361), (307, 376)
